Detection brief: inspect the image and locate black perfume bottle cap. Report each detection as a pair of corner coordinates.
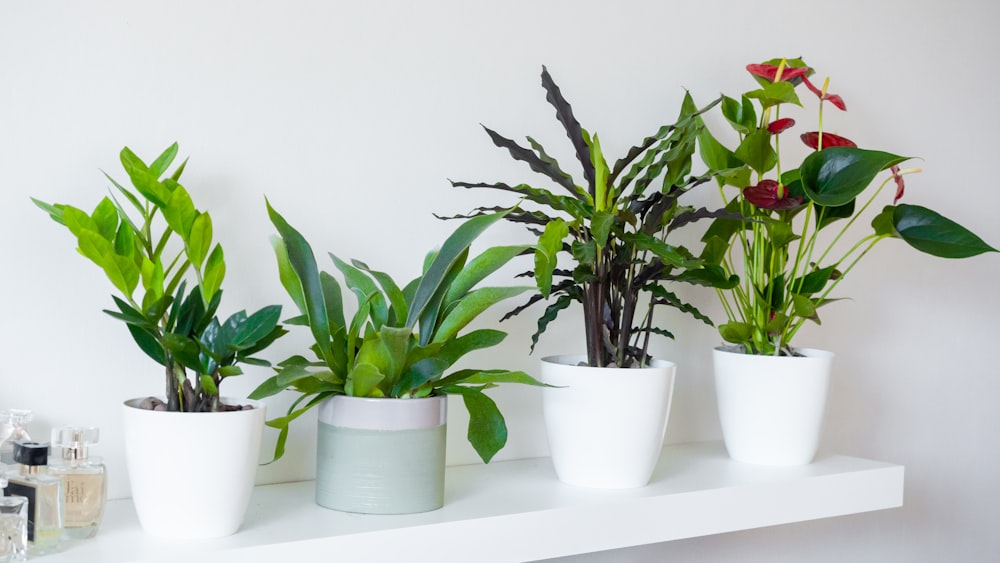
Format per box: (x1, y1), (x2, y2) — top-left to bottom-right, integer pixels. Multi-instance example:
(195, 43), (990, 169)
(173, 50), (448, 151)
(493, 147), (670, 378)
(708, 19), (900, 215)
(12, 441), (49, 466)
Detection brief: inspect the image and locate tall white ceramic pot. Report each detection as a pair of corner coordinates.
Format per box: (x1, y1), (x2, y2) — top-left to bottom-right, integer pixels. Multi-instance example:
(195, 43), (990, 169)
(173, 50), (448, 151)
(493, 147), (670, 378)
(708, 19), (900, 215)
(121, 397), (265, 539)
(712, 346), (834, 465)
(315, 395), (447, 514)
(540, 355), (677, 489)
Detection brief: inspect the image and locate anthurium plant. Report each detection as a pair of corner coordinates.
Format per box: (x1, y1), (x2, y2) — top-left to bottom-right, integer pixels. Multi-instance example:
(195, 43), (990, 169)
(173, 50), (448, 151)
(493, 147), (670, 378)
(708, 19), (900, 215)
(34, 144), (285, 412)
(698, 58), (997, 356)
(447, 66), (738, 368)
(250, 204), (545, 462)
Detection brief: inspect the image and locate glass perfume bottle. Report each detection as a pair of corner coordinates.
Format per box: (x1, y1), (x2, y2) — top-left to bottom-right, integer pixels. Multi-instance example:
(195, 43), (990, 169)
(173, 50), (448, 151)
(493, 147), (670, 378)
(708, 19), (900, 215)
(49, 427), (106, 539)
(4, 443), (61, 555)
(0, 411), (32, 465)
(0, 466), (28, 563)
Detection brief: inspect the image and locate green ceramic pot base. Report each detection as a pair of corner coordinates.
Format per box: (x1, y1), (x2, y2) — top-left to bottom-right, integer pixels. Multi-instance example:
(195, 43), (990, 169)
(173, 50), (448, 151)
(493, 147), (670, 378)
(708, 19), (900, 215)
(316, 422), (446, 514)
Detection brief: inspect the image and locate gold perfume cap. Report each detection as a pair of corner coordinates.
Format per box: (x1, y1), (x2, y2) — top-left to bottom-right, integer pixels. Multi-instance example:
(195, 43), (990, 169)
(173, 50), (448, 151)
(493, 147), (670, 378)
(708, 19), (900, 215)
(51, 426), (99, 461)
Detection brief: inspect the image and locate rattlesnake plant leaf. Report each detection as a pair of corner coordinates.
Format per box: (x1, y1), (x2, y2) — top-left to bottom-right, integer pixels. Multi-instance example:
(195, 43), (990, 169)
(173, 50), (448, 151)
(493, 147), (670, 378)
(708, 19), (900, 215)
(541, 65), (595, 197)
(482, 125), (582, 198)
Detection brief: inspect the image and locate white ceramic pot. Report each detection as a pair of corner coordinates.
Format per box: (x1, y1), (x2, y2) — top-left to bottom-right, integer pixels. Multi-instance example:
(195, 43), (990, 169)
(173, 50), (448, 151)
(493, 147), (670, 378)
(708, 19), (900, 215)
(540, 355), (677, 489)
(315, 395), (447, 514)
(121, 397), (265, 539)
(712, 346), (834, 466)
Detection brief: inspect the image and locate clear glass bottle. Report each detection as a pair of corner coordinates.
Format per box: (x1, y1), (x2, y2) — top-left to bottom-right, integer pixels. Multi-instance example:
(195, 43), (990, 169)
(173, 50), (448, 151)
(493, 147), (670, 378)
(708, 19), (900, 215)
(0, 466), (29, 563)
(4, 443), (61, 555)
(48, 428), (106, 539)
(0, 412), (32, 465)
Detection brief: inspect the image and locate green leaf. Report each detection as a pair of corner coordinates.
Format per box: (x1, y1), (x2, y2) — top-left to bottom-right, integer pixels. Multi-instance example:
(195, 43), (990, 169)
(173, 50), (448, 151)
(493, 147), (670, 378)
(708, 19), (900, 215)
(148, 143), (179, 178)
(529, 293), (576, 353)
(163, 185), (197, 239)
(893, 204), (997, 258)
(432, 286), (532, 344)
(872, 205), (896, 236)
(481, 126), (581, 198)
(734, 129), (776, 174)
(535, 219), (568, 299)
(745, 81), (801, 108)
(331, 253), (388, 330)
(271, 234), (306, 315)
(232, 305), (283, 349)
(261, 392), (333, 462)
(792, 265), (838, 295)
(187, 212), (213, 270)
(202, 244), (225, 303)
(670, 265), (739, 290)
(440, 385), (507, 463)
(815, 199), (856, 231)
(540, 65), (595, 198)
(346, 362), (386, 398)
(249, 375), (286, 400)
(800, 147), (910, 207)
(591, 210), (614, 247)
(351, 259), (407, 327)
(719, 322), (753, 344)
(447, 369), (546, 387)
(446, 245), (529, 304)
(120, 146), (171, 207)
(267, 202), (333, 366)
(791, 293), (818, 320)
(721, 95), (756, 134)
(435, 329), (507, 367)
(91, 198), (119, 241)
(319, 272), (347, 334)
(393, 357), (448, 396)
(406, 211), (509, 330)
(590, 133), (610, 211)
(570, 239), (596, 266)
(200, 375), (219, 396)
(78, 230), (141, 296)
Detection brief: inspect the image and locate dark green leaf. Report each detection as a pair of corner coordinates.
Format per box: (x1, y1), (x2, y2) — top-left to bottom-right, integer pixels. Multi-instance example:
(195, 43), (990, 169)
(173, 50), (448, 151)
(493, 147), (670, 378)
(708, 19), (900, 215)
(440, 385), (507, 463)
(734, 129), (777, 174)
(893, 204), (997, 258)
(800, 147), (909, 207)
(540, 65), (595, 196)
(482, 126), (582, 198)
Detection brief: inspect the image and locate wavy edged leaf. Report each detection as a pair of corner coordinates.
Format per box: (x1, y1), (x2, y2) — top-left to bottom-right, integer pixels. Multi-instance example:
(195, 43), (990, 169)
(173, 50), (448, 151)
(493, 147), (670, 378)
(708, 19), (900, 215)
(529, 293), (578, 353)
(540, 65), (595, 195)
(482, 126), (581, 198)
(800, 147), (910, 207)
(646, 285), (714, 326)
(893, 204), (997, 258)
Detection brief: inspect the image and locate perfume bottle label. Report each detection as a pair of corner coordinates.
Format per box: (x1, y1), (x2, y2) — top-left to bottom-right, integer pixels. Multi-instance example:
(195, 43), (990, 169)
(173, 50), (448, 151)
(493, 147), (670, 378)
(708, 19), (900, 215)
(4, 484), (36, 541)
(62, 473), (103, 527)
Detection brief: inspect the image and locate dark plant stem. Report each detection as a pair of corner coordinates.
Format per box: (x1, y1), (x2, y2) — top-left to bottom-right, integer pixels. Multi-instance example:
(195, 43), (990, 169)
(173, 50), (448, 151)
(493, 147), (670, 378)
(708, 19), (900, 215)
(165, 359), (179, 412)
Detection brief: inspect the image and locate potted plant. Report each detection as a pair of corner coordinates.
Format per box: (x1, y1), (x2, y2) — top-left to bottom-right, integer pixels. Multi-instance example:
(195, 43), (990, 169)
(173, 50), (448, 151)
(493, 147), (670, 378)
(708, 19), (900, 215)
(33, 143), (285, 538)
(697, 58), (997, 465)
(447, 67), (738, 488)
(249, 204), (545, 514)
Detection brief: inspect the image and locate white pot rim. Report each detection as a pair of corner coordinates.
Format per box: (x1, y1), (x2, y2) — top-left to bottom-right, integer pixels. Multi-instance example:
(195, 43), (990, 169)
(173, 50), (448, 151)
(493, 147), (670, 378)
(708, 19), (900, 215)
(713, 345), (835, 360)
(318, 394), (447, 430)
(541, 353), (676, 370)
(123, 396), (264, 413)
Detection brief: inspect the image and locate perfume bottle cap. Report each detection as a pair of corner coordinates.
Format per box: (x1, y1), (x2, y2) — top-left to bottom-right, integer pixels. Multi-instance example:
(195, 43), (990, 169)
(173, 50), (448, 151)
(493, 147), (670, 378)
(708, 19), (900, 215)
(51, 426), (99, 460)
(12, 441), (49, 466)
(1, 410), (33, 425)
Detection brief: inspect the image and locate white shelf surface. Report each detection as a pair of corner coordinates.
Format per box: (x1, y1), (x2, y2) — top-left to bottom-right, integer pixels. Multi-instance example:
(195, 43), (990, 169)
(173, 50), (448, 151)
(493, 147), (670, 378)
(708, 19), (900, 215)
(42, 441), (903, 563)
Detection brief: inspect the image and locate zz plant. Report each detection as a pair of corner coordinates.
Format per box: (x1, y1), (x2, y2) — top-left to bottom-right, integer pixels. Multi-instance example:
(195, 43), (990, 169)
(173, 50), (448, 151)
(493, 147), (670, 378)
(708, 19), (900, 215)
(34, 144), (285, 412)
(250, 204), (545, 462)
(447, 66), (737, 368)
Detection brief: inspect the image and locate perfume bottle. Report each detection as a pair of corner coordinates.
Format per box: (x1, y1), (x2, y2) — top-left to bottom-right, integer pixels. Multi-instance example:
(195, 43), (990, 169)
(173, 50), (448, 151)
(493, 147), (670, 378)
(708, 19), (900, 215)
(0, 466), (28, 563)
(0, 411), (32, 465)
(4, 443), (62, 555)
(48, 428), (106, 539)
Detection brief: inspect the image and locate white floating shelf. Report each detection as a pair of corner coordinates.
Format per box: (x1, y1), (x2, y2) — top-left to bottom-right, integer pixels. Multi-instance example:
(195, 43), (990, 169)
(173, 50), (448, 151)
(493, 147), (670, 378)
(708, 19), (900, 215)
(42, 441), (903, 563)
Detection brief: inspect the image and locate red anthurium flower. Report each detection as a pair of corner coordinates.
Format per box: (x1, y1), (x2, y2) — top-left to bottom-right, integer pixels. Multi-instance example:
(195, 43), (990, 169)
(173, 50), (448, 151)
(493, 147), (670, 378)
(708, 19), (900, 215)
(890, 165), (905, 203)
(747, 64), (811, 83)
(801, 75), (847, 111)
(743, 179), (805, 210)
(801, 131), (857, 150)
(767, 118), (795, 134)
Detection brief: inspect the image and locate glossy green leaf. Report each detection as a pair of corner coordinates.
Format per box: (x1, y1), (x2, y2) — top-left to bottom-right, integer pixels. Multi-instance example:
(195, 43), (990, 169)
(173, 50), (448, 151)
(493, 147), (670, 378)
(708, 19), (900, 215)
(319, 272), (346, 334)
(393, 357), (448, 397)
(893, 204), (998, 258)
(187, 212), (213, 270)
(200, 375), (219, 396)
(202, 244), (225, 303)
(232, 305), (282, 349)
(535, 219), (568, 298)
(872, 205), (896, 236)
(815, 199), (855, 231)
(163, 186), (197, 239)
(148, 143), (179, 178)
(721, 95), (756, 134)
(120, 146), (171, 207)
(91, 198), (119, 241)
(800, 147), (909, 207)
(670, 264), (739, 290)
(448, 369), (546, 387)
(441, 385), (507, 463)
(734, 129), (776, 174)
(431, 286), (532, 344)
(791, 293), (817, 320)
(744, 81), (801, 108)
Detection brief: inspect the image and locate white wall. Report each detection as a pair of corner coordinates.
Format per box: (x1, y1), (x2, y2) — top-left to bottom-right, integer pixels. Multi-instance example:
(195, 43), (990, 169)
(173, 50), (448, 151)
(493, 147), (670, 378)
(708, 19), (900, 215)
(1, 1), (998, 561)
